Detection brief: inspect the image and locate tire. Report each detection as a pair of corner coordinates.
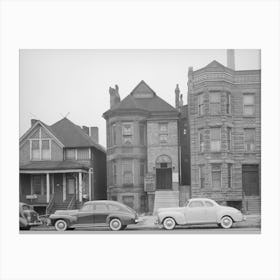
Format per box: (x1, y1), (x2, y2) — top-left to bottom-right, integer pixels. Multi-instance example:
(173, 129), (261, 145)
(109, 218), (122, 231)
(54, 219), (68, 231)
(220, 216), (233, 229)
(121, 225), (127, 230)
(20, 225), (30, 231)
(163, 217), (176, 230)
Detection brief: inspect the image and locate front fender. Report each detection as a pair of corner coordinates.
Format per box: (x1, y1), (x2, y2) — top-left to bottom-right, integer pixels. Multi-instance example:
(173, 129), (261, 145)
(49, 214), (77, 224)
(158, 211), (185, 225)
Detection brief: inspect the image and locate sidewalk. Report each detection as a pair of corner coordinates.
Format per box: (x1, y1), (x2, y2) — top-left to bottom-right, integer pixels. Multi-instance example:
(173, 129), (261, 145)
(137, 214), (261, 229)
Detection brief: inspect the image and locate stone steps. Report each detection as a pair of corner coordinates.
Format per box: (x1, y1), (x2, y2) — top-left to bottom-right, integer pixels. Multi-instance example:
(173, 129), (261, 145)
(153, 190), (179, 214)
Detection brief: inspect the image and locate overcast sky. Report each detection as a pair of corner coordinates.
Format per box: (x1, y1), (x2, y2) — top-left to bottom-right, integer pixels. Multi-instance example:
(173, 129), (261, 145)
(20, 49), (260, 147)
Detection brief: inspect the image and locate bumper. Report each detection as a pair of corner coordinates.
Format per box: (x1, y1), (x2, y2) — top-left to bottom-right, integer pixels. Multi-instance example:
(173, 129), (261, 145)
(28, 221), (42, 226)
(135, 217), (144, 223)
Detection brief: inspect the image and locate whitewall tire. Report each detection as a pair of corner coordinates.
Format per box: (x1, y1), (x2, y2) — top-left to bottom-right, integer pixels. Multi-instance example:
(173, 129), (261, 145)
(55, 219), (68, 231)
(220, 216), (233, 229)
(109, 218), (122, 231)
(163, 217), (176, 230)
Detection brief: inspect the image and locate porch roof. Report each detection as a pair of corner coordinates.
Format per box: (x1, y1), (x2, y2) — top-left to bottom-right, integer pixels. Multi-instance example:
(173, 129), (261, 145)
(20, 160), (90, 172)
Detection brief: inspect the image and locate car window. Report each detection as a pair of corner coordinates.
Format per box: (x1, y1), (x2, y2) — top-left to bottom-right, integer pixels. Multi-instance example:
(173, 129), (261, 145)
(22, 205), (32, 211)
(189, 201), (204, 208)
(204, 201), (214, 207)
(80, 204), (94, 212)
(95, 204), (108, 211)
(107, 204), (121, 211)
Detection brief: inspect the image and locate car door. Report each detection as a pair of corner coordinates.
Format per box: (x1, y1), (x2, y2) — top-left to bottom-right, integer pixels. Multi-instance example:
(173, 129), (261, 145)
(184, 200), (206, 224)
(204, 200), (218, 223)
(76, 204), (95, 225)
(92, 203), (109, 225)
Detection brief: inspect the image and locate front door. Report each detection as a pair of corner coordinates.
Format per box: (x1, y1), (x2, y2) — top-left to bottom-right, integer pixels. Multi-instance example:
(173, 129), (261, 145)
(156, 168), (172, 189)
(76, 204), (94, 225)
(184, 200), (206, 224)
(93, 203), (109, 224)
(54, 174), (63, 203)
(242, 165), (260, 196)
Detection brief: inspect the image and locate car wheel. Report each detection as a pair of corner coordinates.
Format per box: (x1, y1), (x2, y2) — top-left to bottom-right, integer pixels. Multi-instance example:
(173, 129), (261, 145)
(54, 219), (68, 231)
(163, 217), (176, 230)
(220, 216), (233, 229)
(109, 218), (122, 231)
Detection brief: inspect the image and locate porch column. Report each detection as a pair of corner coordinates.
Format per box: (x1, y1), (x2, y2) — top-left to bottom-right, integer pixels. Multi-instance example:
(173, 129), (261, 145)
(46, 173), (50, 203)
(78, 172), (82, 202)
(63, 174), (66, 201)
(88, 168), (92, 201)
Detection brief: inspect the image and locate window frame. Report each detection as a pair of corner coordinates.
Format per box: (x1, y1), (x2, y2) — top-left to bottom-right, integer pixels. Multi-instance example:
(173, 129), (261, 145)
(188, 201), (204, 208)
(210, 127), (221, 152)
(209, 91), (221, 115)
(198, 129), (205, 152)
(159, 122), (168, 144)
(227, 163), (232, 188)
(211, 164), (222, 189)
(122, 122), (133, 145)
(244, 128), (256, 152)
(243, 93), (255, 116)
(197, 93), (204, 116)
(198, 165), (205, 188)
(227, 127), (232, 151)
(226, 92), (231, 114)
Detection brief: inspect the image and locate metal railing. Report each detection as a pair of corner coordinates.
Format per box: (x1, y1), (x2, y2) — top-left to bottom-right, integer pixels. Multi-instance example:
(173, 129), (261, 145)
(46, 194), (55, 214)
(67, 195), (76, 210)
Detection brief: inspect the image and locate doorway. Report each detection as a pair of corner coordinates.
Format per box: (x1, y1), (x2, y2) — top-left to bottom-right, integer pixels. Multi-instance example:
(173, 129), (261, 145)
(242, 164), (260, 196)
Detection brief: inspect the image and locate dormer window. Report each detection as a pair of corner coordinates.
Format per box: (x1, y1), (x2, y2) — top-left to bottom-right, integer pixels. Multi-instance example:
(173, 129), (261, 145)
(30, 138), (51, 160)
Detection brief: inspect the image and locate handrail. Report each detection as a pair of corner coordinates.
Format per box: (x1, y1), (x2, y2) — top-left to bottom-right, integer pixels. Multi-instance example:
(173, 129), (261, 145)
(46, 194), (55, 214)
(67, 194), (76, 210)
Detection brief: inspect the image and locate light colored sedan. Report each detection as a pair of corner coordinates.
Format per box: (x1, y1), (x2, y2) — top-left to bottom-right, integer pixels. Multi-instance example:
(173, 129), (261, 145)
(155, 198), (245, 230)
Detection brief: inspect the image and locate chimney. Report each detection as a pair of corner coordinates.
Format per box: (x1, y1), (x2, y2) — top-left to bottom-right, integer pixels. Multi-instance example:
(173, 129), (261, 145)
(82, 126), (89, 135)
(227, 49), (235, 70)
(89, 127), (99, 144)
(109, 84), (121, 108)
(175, 84), (180, 109)
(31, 119), (38, 126)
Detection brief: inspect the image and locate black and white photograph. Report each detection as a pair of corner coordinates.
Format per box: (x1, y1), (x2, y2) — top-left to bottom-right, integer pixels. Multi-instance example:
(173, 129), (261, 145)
(1, 1), (280, 280)
(19, 49), (261, 233)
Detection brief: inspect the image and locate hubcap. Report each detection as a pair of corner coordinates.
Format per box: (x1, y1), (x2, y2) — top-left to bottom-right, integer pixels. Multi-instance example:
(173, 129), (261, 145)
(165, 219), (174, 229)
(223, 218), (231, 227)
(57, 221), (65, 230)
(112, 221), (119, 228)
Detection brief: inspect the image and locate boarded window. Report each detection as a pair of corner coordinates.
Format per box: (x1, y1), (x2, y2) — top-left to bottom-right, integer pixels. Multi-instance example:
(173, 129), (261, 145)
(77, 148), (89, 160)
(209, 92), (221, 115)
(243, 94), (255, 115)
(210, 128), (221, 151)
(244, 128), (255, 151)
(122, 160), (133, 185)
(199, 165), (205, 188)
(212, 165), (221, 189)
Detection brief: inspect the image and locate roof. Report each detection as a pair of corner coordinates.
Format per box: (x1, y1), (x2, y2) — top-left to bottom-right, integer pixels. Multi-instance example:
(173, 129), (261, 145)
(20, 118), (106, 153)
(104, 80), (178, 117)
(20, 160), (90, 171)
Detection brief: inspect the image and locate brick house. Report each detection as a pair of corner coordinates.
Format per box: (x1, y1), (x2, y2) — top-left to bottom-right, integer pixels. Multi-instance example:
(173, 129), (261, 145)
(19, 117), (107, 214)
(187, 60), (261, 213)
(103, 81), (180, 213)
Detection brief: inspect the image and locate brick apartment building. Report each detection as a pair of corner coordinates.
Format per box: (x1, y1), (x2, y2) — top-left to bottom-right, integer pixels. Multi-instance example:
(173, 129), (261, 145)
(103, 81), (180, 213)
(187, 56), (261, 213)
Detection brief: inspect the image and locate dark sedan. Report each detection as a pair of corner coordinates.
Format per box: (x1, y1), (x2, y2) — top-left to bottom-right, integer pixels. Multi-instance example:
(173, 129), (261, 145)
(19, 202), (42, 230)
(49, 200), (140, 231)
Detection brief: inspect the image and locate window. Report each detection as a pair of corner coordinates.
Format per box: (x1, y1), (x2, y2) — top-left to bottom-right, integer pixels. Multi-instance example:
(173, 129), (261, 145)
(140, 160), (145, 184)
(244, 128), (255, 151)
(139, 123), (146, 145)
(113, 161), (117, 185)
(210, 128), (221, 151)
(80, 204), (94, 212)
(212, 165), (221, 189)
(112, 124), (117, 146)
(67, 178), (75, 195)
(204, 201), (214, 207)
(209, 92), (221, 115)
(31, 175), (46, 195)
(122, 123), (133, 145)
(226, 92), (231, 114)
(228, 164), (232, 188)
(199, 165), (205, 188)
(227, 127), (232, 151)
(198, 130), (205, 152)
(122, 159), (133, 185)
(107, 204), (121, 211)
(198, 93), (204, 116)
(189, 201), (204, 208)
(30, 128), (51, 160)
(95, 204), (108, 211)
(159, 123), (168, 144)
(65, 148), (76, 160)
(243, 94), (255, 116)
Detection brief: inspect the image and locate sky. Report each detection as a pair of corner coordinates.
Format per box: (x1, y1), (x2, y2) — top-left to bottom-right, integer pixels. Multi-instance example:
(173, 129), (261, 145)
(20, 49), (260, 147)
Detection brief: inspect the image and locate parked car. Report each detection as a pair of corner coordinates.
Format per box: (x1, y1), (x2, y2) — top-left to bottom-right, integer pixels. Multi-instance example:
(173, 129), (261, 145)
(19, 202), (42, 230)
(155, 198), (245, 230)
(49, 200), (140, 231)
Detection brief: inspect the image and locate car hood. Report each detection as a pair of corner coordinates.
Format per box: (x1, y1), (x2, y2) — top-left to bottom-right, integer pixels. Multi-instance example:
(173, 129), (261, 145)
(54, 210), (79, 215)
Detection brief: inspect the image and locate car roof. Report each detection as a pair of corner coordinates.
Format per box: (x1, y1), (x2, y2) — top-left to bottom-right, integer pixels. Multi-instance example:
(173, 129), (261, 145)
(189, 198), (215, 202)
(84, 200), (125, 205)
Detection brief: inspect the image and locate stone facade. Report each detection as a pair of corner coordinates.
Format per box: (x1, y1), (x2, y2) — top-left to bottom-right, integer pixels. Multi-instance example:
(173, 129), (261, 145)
(188, 61), (261, 211)
(103, 81), (179, 213)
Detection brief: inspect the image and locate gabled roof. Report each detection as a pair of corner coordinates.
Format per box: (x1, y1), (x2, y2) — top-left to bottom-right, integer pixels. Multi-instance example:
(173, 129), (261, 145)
(103, 80), (178, 117)
(205, 60), (227, 69)
(20, 118), (106, 153)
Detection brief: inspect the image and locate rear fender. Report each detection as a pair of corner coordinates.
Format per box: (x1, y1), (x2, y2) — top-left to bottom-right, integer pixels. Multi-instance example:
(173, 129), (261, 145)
(158, 211), (185, 225)
(106, 214), (132, 225)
